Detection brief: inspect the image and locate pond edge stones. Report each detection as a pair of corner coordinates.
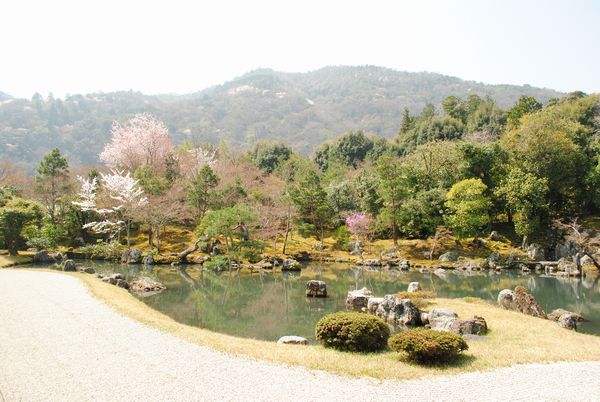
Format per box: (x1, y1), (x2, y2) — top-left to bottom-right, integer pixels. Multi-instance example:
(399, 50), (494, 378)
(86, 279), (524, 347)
(305, 280), (327, 297)
(277, 336), (309, 345)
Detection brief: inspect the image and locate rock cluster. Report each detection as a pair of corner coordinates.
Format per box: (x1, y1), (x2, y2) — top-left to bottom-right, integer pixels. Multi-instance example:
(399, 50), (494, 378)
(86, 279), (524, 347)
(305, 280), (327, 298)
(373, 295), (421, 326)
(98, 273), (130, 289)
(130, 276), (166, 295)
(121, 249), (143, 264)
(497, 287), (546, 318)
(345, 287), (373, 311)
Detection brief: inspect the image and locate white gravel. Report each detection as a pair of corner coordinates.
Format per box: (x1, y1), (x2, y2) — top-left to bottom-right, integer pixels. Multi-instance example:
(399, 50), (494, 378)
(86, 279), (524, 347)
(0, 269), (598, 402)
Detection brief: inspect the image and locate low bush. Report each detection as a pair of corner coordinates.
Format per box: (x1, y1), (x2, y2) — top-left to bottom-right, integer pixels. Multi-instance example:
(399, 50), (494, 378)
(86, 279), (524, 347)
(389, 328), (468, 364)
(203, 255), (230, 271)
(79, 241), (124, 260)
(315, 311), (390, 352)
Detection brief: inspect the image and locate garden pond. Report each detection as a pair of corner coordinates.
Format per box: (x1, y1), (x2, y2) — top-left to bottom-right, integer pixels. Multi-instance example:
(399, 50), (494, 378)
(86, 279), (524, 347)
(34, 262), (600, 340)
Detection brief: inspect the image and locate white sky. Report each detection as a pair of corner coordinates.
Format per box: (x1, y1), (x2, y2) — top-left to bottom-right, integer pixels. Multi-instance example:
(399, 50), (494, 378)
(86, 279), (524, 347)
(0, 0), (598, 98)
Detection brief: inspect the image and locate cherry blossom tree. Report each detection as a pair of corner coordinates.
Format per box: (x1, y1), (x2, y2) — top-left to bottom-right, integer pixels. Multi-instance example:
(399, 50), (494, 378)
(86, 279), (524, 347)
(73, 171), (147, 248)
(346, 212), (373, 252)
(181, 145), (217, 179)
(100, 114), (174, 173)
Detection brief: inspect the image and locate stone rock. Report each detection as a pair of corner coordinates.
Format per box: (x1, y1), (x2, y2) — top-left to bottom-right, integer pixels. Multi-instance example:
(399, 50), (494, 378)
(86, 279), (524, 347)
(580, 255), (595, 267)
(488, 231), (501, 241)
(291, 250), (310, 261)
(557, 314), (577, 330)
(62, 259), (76, 272)
(527, 244), (545, 261)
(305, 280), (327, 298)
(407, 282), (422, 293)
(116, 279), (130, 289)
(420, 312), (430, 325)
(102, 276), (117, 285)
(358, 259), (382, 267)
(548, 309), (584, 322)
(513, 286), (546, 318)
(398, 260), (410, 271)
(311, 243), (325, 251)
(488, 251), (500, 264)
(282, 258), (301, 271)
(497, 289), (515, 310)
(438, 251), (458, 262)
(142, 255), (154, 266)
(367, 297), (384, 314)
(431, 315), (488, 336)
(111, 273), (125, 280)
(80, 267), (95, 274)
(554, 240), (578, 261)
(252, 260), (273, 270)
(130, 276), (166, 294)
(33, 250), (55, 264)
(349, 241), (363, 256)
(374, 295), (421, 326)
(121, 249), (143, 264)
(346, 287), (373, 311)
(277, 336), (308, 345)
(428, 308), (458, 320)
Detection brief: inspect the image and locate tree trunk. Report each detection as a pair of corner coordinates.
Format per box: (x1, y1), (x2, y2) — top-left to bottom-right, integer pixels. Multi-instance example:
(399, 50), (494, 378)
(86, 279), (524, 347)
(392, 221), (399, 246)
(148, 226), (154, 249)
(282, 206), (291, 254)
(224, 236), (233, 272)
(126, 220), (131, 250)
(179, 239), (200, 262)
(8, 242), (18, 256)
(156, 226), (161, 254)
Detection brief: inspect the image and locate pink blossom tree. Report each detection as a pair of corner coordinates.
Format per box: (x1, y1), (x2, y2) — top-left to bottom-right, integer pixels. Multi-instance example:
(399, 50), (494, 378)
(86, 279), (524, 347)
(100, 113), (174, 173)
(346, 212), (373, 251)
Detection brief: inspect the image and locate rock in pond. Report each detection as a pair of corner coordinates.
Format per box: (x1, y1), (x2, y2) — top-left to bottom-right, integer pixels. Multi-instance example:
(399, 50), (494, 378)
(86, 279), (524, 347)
(62, 259), (76, 272)
(116, 279), (130, 289)
(33, 250), (55, 264)
(305, 280), (327, 298)
(527, 244), (545, 261)
(407, 282), (422, 293)
(79, 267), (95, 274)
(282, 258), (301, 271)
(277, 336), (308, 345)
(121, 249), (143, 264)
(374, 295), (421, 326)
(130, 276), (166, 295)
(497, 289), (515, 310)
(346, 287), (373, 311)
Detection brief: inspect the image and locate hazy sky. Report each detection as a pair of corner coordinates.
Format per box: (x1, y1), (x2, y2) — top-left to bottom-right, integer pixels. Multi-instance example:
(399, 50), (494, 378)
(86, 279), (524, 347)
(1, 0), (598, 98)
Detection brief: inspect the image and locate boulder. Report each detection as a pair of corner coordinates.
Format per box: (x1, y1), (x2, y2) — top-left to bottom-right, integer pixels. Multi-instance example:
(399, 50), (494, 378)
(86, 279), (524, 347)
(407, 282), (422, 293)
(358, 259), (382, 267)
(398, 260), (410, 271)
(557, 314), (577, 330)
(527, 244), (545, 261)
(554, 240), (578, 261)
(33, 250), (55, 264)
(130, 276), (166, 294)
(488, 231), (501, 241)
(291, 250), (310, 261)
(62, 259), (77, 272)
(512, 286), (546, 318)
(488, 251), (500, 265)
(277, 336), (308, 345)
(374, 295), (421, 326)
(431, 316), (488, 336)
(142, 255), (154, 266)
(428, 308), (458, 320)
(346, 287), (373, 311)
(305, 280), (327, 298)
(121, 249), (143, 264)
(548, 309), (584, 322)
(282, 258), (301, 271)
(438, 251), (458, 262)
(116, 279), (130, 289)
(80, 267), (95, 274)
(366, 297), (384, 314)
(311, 243), (325, 251)
(497, 289), (515, 310)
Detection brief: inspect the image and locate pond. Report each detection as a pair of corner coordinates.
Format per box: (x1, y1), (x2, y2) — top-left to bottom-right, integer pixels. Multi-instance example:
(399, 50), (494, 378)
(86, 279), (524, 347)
(33, 262), (600, 340)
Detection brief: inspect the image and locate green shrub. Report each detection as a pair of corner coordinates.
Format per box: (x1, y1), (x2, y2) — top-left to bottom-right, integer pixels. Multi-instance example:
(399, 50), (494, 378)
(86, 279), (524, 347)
(315, 312), (390, 352)
(204, 255), (230, 271)
(389, 328), (468, 364)
(79, 241), (124, 260)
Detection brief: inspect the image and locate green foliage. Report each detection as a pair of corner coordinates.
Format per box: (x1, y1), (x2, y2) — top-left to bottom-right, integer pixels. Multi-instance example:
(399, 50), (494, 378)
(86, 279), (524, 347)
(134, 165), (170, 195)
(506, 95), (542, 128)
(35, 148), (71, 224)
(327, 181), (359, 216)
(315, 312), (390, 352)
(249, 141), (292, 173)
(397, 188), (446, 238)
(37, 148), (68, 177)
(353, 168), (383, 216)
(0, 198), (44, 255)
(376, 155), (409, 244)
(389, 328), (468, 364)
(495, 168), (549, 237)
(79, 241), (125, 260)
(23, 221), (67, 250)
(313, 131), (374, 170)
(445, 178), (492, 238)
(197, 204), (257, 251)
(332, 225), (351, 251)
(290, 170), (334, 241)
(203, 255), (230, 271)
(234, 240), (265, 263)
(187, 165), (220, 220)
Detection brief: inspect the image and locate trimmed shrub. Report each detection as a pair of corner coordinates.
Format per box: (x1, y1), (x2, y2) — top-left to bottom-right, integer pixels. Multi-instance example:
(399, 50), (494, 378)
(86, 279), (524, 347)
(315, 311), (390, 352)
(389, 328), (468, 363)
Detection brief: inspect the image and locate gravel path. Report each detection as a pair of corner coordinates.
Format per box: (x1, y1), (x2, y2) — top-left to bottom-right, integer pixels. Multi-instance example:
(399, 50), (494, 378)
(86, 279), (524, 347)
(0, 269), (598, 402)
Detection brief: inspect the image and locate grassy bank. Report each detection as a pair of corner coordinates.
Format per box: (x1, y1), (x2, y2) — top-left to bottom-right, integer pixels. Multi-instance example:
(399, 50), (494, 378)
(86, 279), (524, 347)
(70, 270), (600, 381)
(0, 252), (33, 268)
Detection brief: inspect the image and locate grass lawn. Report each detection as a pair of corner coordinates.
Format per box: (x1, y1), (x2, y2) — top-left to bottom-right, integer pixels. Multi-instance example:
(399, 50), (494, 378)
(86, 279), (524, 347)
(0, 252), (33, 268)
(70, 270), (600, 381)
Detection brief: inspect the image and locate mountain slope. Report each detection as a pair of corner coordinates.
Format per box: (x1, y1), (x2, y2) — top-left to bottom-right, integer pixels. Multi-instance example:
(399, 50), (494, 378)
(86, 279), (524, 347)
(0, 66), (564, 171)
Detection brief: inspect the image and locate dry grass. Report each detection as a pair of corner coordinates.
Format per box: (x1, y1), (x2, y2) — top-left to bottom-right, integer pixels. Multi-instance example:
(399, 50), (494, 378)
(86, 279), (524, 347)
(0, 252), (33, 268)
(70, 272), (600, 381)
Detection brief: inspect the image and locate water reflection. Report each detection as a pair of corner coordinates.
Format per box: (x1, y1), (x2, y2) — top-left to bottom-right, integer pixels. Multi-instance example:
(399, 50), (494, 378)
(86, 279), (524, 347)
(56, 262), (600, 340)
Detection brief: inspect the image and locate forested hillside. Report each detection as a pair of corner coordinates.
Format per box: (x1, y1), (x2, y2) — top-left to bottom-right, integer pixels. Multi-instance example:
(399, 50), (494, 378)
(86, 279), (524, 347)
(0, 66), (564, 171)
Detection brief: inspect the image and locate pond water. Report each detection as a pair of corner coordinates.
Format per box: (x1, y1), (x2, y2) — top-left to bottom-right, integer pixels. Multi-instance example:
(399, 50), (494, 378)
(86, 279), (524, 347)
(35, 262), (600, 340)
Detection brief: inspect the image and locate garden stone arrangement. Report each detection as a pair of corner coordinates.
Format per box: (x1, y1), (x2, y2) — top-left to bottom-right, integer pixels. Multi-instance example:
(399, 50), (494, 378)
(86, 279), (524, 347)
(497, 286), (584, 330)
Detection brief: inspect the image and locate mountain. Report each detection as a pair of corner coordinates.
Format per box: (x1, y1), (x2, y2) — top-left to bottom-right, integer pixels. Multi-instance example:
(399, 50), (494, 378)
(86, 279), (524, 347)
(0, 66), (564, 171)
